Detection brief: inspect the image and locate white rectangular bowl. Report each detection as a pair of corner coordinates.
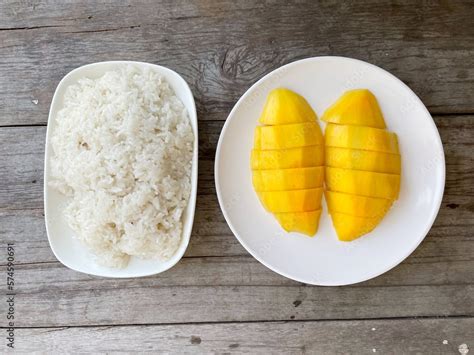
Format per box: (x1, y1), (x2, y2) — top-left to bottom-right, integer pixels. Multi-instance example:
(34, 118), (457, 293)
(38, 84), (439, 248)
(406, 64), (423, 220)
(44, 61), (198, 278)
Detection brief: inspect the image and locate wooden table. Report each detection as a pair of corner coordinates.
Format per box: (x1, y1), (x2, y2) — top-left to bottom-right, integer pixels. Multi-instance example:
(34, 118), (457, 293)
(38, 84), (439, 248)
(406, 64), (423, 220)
(1, 1), (473, 353)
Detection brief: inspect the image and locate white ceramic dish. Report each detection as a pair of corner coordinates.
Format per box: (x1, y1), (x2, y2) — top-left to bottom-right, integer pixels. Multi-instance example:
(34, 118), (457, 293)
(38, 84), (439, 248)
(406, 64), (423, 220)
(215, 56), (445, 286)
(44, 61), (198, 278)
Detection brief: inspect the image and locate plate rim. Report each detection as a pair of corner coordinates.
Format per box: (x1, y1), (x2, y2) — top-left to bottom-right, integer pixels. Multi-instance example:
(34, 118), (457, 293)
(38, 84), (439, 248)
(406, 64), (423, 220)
(44, 60), (199, 278)
(214, 55), (446, 286)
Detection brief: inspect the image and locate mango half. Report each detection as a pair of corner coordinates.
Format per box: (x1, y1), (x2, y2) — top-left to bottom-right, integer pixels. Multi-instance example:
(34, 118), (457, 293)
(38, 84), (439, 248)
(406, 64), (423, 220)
(322, 89), (401, 241)
(251, 88), (324, 236)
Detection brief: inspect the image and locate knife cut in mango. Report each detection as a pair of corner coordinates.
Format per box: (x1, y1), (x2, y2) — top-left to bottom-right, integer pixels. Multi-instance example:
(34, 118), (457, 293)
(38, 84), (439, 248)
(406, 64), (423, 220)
(253, 167), (324, 191)
(325, 123), (399, 154)
(254, 122), (324, 150)
(325, 191), (393, 218)
(258, 188), (323, 213)
(326, 167), (400, 200)
(322, 89), (386, 129)
(325, 147), (401, 174)
(323, 89), (401, 241)
(251, 145), (324, 170)
(251, 88), (324, 236)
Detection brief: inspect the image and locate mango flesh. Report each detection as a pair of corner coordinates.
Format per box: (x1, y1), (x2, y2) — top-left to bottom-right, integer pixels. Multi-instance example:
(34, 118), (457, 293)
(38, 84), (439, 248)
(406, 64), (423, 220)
(326, 147), (401, 174)
(325, 123), (399, 154)
(254, 122), (324, 150)
(330, 212), (384, 241)
(259, 88), (317, 125)
(324, 89), (401, 241)
(322, 89), (386, 129)
(258, 188), (324, 213)
(325, 191), (393, 218)
(253, 167), (324, 191)
(274, 210), (322, 236)
(251, 88), (323, 236)
(326, 167), (400, 200)
(251, 145), (324, 170)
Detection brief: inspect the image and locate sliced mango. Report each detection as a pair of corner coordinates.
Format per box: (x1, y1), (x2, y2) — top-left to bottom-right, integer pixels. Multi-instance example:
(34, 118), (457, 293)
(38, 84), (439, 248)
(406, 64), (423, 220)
(258, 188), (323, 213)
(251, 88), (323, 236)
(326, 167), (400, 199)
(322, 89), (386, 129)
(253, 167), (324, 191)
(254, 122), (323, 150)
(324, 89), (401, 241)
(325, 191), (393, 218)
(274, 210), (322, 236)
(325, 147), (401, 174)
(325, 123), (399, 154)
(330, 212), (384, 241)
(259, 88), (316, 125)
(251, 145), (324, 170)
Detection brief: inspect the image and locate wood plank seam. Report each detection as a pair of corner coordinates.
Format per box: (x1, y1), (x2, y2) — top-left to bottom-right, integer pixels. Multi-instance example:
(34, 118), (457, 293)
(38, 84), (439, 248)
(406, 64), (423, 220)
(6, 314), (474, 330)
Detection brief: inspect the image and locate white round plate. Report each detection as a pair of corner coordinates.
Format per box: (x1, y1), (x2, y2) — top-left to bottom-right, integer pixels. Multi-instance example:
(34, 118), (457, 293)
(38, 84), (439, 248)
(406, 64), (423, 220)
(215, 56), (445, 286)
(44, 61), (198, 278)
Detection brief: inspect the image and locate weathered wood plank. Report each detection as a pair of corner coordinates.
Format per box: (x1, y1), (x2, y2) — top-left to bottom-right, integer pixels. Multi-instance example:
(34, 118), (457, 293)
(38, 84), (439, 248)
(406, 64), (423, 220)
(13, 318), (474, 354)
(3, 278), (474, 326)
(2, 252), (474, 291)
(3, 284), (474, 327)
(0, 1), (473, 126)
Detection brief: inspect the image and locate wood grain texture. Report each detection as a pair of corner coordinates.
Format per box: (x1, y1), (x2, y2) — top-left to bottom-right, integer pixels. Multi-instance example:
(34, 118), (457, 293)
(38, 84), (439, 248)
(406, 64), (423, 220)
(13, 318), (474, 353)
(3, 272), (474, 326)
(1, 1), (473, 351)
(0, 1), (473, 126)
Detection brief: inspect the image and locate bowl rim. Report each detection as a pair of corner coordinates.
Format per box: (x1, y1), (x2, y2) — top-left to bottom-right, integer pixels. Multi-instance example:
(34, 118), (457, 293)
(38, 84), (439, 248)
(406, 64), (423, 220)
(44, 60), (199, 278)
(214, 55), (446, 286)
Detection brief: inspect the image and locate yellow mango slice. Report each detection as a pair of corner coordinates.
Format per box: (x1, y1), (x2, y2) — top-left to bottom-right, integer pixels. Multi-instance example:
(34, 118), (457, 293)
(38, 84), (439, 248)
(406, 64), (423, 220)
(259, 88), (317, 125)
(330, 212), (384, 241)
(253, 167), (324, 191)
(251, 145), (324, 170)
(254, 122), (323, 150)
(258, 188), (323, 212)
(251, 88), (324, 236)
(325, 147), (401, 174)
(274, 210), (322, 236)
(322, 89), (386, 129)
(323, 89), (401, 241)
(325, 123), (399, 154)
(325, 191), (393, 218)
(326, 167), (400, 199)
